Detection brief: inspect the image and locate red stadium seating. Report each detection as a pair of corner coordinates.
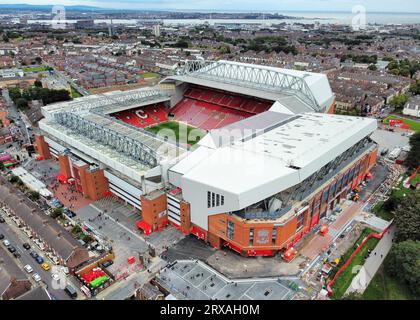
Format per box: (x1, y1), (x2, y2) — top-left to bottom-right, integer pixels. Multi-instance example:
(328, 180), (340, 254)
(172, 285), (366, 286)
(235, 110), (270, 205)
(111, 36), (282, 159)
(110, 103), (168, 128)
(169, 85), (273, 131)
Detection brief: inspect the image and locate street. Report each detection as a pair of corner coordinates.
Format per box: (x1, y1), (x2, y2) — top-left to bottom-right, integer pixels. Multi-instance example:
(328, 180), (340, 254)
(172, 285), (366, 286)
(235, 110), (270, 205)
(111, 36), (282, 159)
(0, 212), (72, 300)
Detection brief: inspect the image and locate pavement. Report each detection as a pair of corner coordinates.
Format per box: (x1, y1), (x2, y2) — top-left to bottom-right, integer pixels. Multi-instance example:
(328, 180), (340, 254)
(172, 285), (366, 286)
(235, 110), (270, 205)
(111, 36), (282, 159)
(76, 204), (149, 279)
(300, 201), (363, 260)
(371, 129), (409, 152)
(346, 225), (396, 295)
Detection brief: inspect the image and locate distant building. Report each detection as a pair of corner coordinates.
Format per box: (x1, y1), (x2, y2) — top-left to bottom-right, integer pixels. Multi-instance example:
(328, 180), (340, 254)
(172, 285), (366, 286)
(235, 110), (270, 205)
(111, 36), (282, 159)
(153, 25), (161, 37)
(403, 96), (420, 118)
(75, 19), (95, 30)
(0, 68), (24, 79)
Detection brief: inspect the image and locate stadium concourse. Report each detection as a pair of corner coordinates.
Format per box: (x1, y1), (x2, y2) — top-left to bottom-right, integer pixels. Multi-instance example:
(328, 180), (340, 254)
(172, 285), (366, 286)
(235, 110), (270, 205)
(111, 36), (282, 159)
(34, 60), (380, 259)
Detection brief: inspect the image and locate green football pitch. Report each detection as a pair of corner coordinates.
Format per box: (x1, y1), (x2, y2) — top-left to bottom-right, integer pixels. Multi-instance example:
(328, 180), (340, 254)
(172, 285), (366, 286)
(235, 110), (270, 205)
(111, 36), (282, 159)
(145, 121), (207, 146)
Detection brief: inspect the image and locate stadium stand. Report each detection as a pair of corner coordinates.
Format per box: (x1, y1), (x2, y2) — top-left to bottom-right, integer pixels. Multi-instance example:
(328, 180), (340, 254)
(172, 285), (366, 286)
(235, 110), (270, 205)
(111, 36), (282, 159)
(171, 86), (273, 130)
(111, 103), (167, 128)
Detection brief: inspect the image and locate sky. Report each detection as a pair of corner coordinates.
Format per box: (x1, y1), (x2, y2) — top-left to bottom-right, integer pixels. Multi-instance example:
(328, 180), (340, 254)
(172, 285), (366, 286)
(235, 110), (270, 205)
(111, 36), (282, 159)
(2, 0), (420, 13)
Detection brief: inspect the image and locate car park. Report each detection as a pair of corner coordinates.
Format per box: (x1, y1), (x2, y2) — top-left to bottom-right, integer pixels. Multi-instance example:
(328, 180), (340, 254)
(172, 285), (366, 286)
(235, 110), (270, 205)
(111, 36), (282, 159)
(24, 265), (34, 273)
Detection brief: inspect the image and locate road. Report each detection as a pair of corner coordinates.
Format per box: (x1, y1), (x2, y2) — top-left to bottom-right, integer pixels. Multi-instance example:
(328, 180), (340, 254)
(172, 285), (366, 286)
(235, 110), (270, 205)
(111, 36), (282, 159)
(0, 213), (72, 300)
(2, 89), (31, 145)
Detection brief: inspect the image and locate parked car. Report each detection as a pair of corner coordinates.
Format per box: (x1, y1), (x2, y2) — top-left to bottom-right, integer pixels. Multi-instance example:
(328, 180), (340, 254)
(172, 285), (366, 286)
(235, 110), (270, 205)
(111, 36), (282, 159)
(64, 285), (77, 299)
(3, 239), (10, 247)
(32, 273), (42, 283)
(0, 234), (4, 240)
(100, 260), (114, 268)
(24, 264), (34, 273)
(7, 246), (16, 253)
(23, 243), (31, 250)
(29, 251), (38, 259)
(41, 263), (51, 271)
(0, 217), (5, 223)
(13, 252), (21, 259)
(35, 256), (44, 264)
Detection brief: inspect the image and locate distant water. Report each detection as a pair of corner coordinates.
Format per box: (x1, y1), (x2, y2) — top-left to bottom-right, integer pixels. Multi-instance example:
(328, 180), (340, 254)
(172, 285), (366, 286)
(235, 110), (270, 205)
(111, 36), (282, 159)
(27, 11), (420, 26)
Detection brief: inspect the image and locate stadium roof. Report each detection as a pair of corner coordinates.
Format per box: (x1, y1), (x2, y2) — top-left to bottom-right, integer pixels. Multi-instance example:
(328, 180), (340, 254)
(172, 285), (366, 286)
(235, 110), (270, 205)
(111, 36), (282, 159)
(39, 88), (186, 177)
(170, 112), (377, 214)
(162, 60), (334, 113)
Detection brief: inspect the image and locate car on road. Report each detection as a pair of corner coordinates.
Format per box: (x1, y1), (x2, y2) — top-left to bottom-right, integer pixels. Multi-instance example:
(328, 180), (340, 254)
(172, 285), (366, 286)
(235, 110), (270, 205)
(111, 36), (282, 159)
(23, 243), (31, 250)
(0, 234), (4, 240)
(3, 239), (10, 247)
(41, 263), (51, 271)
(13, 252), (21, 258)
(24, 265), (34, 273)
(32, 273), (42, 283)
(8, 246), (16, 253)
(29, 251), (38, 259)
(35, 256), (44, 264)
(0, 217), (5, 223)
(51, 273), (60, 281)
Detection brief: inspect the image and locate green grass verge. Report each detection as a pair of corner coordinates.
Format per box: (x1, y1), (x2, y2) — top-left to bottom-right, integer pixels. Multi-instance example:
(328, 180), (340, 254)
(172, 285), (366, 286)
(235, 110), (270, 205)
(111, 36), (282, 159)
(70, 87), (82, 98)
(140, 72), (159, 78)
(362, 266), (416, 300)
(331, 228), (380, 299)
(409, 173), (420, 188)
(383, 115), (420, 132)
(22, 65), (49, 73)
(145, 121), (206, 146)
(371, 201), (394, 221)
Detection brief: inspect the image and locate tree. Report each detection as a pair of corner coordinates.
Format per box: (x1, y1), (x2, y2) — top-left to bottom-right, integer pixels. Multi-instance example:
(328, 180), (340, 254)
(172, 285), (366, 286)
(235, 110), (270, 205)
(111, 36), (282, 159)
(393, 190), (420, 242)
(405, 132), (420, 170)
(15, 97), (28, 110)
(34, 80), (43, 88)
(389, 94), (408, 110)
(385, 240), (420, 297)
(50, 208), (64, 219)
(28, 191), (40, 201)
(409, 81), (420, 95)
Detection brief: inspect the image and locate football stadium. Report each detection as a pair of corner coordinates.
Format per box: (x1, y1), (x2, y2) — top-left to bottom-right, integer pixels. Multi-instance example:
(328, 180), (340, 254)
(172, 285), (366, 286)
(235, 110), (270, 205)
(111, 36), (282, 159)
(36, 60), (378, 257)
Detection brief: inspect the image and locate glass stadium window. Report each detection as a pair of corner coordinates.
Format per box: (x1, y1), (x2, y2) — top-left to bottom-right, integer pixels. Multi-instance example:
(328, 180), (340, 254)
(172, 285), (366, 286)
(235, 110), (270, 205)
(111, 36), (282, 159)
(322, 189), (329, 203)
(221, 196), (225, 206)
(216, 194), (220, 206)
(227, 221), (235, 240)
(297, 212), (305, 230)
(343, 172), (349, 185)
(329, 183), (336, 198)
(337, 177), (343, 192)
(249, 228), (254, 246)
(212, 193), (215, 207)
(272, 228), (277, 245)
(207, 191), (211, 208)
